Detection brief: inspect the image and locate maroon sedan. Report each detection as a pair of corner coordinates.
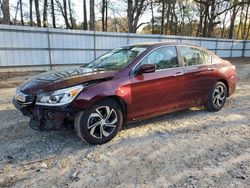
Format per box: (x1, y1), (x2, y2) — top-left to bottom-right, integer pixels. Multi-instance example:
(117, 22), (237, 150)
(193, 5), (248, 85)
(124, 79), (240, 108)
(13, 42), (236, 144)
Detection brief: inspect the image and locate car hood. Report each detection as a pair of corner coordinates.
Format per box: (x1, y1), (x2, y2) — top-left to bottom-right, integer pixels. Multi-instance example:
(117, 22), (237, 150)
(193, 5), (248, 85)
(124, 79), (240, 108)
(19, 67), (117, 95)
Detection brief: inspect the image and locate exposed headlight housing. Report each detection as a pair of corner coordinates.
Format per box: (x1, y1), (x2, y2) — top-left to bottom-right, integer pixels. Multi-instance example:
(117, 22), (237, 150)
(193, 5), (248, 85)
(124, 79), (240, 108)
(36, 85), (84, 106)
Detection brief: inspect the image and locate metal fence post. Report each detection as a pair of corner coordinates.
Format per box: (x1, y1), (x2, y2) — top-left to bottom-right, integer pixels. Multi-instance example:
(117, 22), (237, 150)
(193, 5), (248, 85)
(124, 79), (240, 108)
(159, 34), (162, 42)
(47, 27), (52, 71)
(230, 40), (233, 57)
(242, 40), (246, 57)
(93, 30), (96, 59)
(127, 33), (129, 45)
(215, 38), (218, 55)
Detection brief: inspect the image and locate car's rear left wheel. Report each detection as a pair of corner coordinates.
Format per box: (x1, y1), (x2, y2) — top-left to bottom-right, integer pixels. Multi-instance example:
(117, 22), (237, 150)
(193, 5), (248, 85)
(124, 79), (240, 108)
(205, 81), (227, 112)
(74, 98), (123, 145)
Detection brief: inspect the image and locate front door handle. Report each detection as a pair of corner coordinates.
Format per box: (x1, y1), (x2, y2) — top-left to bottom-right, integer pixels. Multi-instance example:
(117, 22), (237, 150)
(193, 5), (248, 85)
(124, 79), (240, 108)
(173, 72), (184, 77)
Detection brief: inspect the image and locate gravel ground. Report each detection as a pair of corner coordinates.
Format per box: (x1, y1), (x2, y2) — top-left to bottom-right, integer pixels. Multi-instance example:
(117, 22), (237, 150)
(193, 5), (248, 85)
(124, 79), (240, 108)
(0, 58), (249, 188)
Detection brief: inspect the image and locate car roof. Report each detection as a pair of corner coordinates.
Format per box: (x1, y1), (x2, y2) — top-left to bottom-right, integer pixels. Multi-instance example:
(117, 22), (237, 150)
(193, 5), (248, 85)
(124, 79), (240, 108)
(125, 42), (203, 49)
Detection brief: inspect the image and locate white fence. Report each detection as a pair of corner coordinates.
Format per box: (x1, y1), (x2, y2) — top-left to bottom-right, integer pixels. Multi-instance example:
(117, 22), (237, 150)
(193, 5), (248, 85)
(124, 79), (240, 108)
(0, 24), (250, 72)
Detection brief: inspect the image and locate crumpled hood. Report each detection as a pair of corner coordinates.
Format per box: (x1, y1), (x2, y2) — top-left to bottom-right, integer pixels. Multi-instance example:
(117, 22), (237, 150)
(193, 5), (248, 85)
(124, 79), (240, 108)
(19, 67), (117, 95)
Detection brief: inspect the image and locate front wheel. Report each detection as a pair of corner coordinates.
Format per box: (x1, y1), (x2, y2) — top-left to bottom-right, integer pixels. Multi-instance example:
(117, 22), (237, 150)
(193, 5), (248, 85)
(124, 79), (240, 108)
(74, 98), (123, 145)
(205, 81), (227, 112)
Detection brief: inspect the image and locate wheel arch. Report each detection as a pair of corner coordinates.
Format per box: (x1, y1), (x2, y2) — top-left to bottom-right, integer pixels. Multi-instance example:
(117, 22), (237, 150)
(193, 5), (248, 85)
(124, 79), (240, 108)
(107, 95), (127, 122)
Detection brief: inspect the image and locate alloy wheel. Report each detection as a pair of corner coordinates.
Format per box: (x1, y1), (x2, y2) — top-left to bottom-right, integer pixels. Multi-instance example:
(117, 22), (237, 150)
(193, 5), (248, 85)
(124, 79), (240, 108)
(87, 106), (118, 139)
(212, 85), (226, 108)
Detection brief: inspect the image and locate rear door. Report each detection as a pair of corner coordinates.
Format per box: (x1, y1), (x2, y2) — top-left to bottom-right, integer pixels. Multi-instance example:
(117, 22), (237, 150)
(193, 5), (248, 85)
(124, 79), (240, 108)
(129, 46), (185, 120)
(179, 46), (217, 107)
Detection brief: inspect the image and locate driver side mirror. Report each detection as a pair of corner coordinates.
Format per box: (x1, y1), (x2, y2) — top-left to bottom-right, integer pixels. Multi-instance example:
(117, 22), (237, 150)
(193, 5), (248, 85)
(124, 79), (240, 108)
(139, 64), (156, 74)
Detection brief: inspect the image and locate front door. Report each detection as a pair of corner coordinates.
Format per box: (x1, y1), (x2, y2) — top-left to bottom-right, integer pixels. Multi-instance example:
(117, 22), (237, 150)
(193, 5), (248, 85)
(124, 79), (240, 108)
(129, 46), (185, 120)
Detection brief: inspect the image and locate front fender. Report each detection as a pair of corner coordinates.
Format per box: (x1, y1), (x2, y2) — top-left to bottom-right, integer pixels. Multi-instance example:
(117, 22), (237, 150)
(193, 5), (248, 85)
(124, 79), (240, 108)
(70, 80), (132, 111)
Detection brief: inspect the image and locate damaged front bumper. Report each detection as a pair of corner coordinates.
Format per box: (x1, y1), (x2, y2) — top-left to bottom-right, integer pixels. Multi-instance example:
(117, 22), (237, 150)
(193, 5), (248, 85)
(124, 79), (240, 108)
(13, 97), (77, 131)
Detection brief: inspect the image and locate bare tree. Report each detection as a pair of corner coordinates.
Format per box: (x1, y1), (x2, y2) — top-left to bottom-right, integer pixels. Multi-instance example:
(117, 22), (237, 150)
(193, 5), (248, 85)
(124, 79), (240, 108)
(229, 1), (240, 39)
(34, 0), (41, 26)
(243, 1), (250, 39)
(160, 0), (165, 35)
(43, 0), (48, 27)
(20, 0), (24, 25)
(56, 0), (71, 28)
(127, 0), (149, 33)
(150, 0), (155, 34)
(29, 0), (33, 26)
(83, 0), (87, 30)
(51, 0), (56, 28)
(101, 0), (109, 31)
(68, 0), (75, 28)
(0, 0), (10, 24)
(14, 0), (20, 24)
(89, 0), (95, 31)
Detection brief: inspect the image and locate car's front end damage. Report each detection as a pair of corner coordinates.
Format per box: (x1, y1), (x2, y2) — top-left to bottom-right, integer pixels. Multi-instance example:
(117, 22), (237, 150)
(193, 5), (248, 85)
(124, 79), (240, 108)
(13, 86), (82, 130)
(12, 67), (117, 131)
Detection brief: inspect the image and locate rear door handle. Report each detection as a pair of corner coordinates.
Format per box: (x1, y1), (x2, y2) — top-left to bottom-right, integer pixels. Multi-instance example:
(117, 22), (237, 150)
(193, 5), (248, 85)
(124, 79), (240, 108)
(208, 67), (215, 71)
(173, 72), (184, 77)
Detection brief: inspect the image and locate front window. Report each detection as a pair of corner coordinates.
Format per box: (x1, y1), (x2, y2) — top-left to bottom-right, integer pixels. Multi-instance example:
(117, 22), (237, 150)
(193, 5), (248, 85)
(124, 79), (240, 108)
(85, 46), (147, 70)
(139, 46), (178, 70)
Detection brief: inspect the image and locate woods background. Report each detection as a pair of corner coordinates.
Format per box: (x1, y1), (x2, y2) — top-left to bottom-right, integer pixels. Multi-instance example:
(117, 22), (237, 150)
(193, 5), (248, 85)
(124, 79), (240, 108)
(0, 0), (250, 39)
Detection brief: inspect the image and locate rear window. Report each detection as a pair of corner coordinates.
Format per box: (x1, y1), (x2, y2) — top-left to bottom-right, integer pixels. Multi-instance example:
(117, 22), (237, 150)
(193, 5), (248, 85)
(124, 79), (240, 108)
(180, 46), (209, 66)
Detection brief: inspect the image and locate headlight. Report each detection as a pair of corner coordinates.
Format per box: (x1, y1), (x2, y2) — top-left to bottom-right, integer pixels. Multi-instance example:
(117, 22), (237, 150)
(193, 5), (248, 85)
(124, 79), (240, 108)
(36, 85), (84, 106)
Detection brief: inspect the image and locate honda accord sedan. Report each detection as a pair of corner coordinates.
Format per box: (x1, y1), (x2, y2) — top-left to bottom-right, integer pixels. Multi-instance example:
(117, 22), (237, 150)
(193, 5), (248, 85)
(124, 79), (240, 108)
(13, 42), (236, 144)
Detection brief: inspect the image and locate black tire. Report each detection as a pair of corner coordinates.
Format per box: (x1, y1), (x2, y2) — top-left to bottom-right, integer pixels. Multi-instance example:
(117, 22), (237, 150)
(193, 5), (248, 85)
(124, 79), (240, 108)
(205, 81), (227, 112)
(74, 98), (123, 145)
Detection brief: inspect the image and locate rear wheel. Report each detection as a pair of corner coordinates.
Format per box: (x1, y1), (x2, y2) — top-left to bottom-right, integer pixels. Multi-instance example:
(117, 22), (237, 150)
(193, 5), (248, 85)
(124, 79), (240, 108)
(74, 98), (123, 145)
(205, 81), (227, 112)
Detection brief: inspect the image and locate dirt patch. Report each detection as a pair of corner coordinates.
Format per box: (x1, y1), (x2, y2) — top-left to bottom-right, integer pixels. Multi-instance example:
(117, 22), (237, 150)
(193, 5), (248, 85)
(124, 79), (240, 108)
(0, 58), (249, 188)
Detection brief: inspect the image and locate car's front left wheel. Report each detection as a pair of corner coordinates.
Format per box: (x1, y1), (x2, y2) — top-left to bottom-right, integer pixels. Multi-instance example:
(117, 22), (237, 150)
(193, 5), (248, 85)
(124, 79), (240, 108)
(74, 98), (123, 145)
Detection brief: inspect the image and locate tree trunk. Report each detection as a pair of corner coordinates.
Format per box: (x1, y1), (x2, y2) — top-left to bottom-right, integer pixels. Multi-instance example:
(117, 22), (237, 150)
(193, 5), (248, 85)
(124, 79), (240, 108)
(127, 0), (133, 33)
(236, 5), (244, 39)
(165, 2), (171, 34)
(43, 0), (48, 27)
(105, 0), (108, 32)
(29, 0), (33, 26)
(101, 0), (108, 31)
(150, 0), (154, 34)
(63, 0), (70, 29)
(89, 0), (95, 31)
(1, 0), (10, 24)
(83, 0), (88, 30)
(243, 2), (250, 39)
(207, 0), (215, 37)
(68, 0), (75, 28)
(228, 5), (238, 39)
(14, 1), (20, 24)
(221, 4), (230, 38)
(51, 0), (56, 28)
(34, 0), (41, 26)
(202, 4), (209, 37)
(20, 0), (24, 25)
(196, 3), (204, 37)
(160, 1), (165, 35)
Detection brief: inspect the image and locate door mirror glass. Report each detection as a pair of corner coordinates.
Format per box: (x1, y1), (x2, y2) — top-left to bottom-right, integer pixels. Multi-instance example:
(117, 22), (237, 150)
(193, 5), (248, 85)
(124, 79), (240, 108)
(139, 64), (156, 74)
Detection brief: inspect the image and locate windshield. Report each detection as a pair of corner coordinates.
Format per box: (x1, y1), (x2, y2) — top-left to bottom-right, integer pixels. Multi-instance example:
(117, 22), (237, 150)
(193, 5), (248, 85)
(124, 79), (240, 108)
(85, 46), (147, 70)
